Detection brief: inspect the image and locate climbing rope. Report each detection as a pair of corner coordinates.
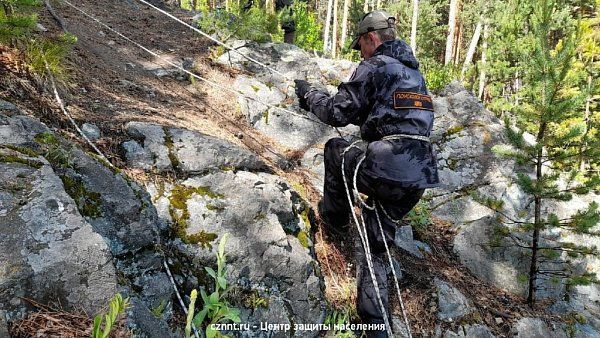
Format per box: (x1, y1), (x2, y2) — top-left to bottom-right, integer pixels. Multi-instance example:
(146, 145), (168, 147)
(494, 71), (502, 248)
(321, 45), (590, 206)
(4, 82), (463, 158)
(44, 59), (114, 168)
(134, 0), (288, 79)
(340, 138), (417, 338)
(62, 0), (329, 127)
(44, 56), (202, 338)
(127, 0), (347, 139)
(341, 143), (393, 338)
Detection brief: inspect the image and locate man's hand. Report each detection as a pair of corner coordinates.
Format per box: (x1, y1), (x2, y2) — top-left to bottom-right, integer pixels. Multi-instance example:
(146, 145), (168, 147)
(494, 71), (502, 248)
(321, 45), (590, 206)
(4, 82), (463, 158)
(294, 79), (311, 111)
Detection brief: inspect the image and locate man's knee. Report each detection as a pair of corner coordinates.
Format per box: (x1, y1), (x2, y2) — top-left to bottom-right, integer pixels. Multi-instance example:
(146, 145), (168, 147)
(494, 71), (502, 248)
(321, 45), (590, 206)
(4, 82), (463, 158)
(324, 137), (350, 164)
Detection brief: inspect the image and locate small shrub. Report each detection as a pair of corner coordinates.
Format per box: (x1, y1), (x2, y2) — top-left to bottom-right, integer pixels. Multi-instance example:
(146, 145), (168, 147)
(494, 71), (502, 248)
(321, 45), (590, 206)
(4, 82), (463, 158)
(0, 0), (40, 43)
(192, 233), (241, 338)
(405, 199), (432, 231)
(25, 32), (77, 78)
(421, 61), (460, 93)
(196, 7), (280, 43)
(290, 1), (322, 51)
(324, 308), (355, 337)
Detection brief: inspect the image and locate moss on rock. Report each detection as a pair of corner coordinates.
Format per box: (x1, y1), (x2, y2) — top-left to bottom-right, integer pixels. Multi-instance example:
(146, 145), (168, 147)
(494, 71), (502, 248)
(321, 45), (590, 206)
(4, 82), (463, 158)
(60, 175), (102, 218)
(297, 230), (310, 248)
(163, 128), (180, 170)
(1, 144), (41, 157)
(0, 153), (43, 169)
(168, 184), (222, 248)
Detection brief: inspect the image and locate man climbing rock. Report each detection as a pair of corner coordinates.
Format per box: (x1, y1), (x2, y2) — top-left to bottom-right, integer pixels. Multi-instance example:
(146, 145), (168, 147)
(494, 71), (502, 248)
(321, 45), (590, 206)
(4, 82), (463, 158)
(294, 10), (439, 337)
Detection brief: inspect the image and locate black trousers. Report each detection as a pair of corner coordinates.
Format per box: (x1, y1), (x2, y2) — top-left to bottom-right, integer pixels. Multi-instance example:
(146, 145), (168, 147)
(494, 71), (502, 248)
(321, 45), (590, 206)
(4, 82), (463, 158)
(322, 138), (424, 336)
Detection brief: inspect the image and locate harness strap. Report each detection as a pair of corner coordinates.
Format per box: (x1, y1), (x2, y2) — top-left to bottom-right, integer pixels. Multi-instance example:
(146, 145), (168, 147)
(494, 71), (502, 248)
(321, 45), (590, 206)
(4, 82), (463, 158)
(381, 133), (430, 142)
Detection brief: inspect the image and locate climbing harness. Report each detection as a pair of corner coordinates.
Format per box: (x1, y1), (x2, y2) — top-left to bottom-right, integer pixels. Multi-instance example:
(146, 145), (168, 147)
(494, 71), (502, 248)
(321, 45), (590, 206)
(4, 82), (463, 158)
(340, 134), (431, 338)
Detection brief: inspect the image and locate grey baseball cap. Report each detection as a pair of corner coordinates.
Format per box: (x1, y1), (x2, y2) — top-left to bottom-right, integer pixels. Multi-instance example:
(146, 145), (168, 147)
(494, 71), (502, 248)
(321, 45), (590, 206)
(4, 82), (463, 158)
(349, 10), (396, 51)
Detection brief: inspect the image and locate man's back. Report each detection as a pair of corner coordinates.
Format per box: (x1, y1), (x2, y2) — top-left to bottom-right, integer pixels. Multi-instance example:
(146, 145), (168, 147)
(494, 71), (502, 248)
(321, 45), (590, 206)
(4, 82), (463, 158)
(306, 39), (439, 189)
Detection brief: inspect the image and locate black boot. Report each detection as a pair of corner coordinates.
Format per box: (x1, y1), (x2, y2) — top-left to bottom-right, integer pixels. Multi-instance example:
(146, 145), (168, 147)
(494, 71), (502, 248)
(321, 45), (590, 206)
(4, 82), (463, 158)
(318, 199), (350, 239)
(363, 318), (388, 338)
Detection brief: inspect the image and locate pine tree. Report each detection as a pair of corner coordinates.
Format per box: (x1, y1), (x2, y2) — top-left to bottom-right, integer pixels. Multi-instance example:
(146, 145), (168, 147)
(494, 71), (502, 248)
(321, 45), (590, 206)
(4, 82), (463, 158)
(0, 0), (40, 43)
(487, 0), (600, 305)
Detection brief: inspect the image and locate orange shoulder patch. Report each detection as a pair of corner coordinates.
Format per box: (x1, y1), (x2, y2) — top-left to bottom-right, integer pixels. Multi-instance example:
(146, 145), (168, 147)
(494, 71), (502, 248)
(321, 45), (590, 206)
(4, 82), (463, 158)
(393, 92), (434, 111)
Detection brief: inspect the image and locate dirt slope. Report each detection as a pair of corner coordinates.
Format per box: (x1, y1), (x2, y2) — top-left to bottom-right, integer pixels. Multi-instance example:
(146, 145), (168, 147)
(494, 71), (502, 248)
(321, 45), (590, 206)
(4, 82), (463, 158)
(28, 0), (291, 169)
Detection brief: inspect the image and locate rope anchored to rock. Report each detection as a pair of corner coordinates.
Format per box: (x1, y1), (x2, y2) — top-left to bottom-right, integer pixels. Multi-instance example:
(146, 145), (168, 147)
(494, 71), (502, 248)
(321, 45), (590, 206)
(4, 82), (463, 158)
(63, 0), (330, 128)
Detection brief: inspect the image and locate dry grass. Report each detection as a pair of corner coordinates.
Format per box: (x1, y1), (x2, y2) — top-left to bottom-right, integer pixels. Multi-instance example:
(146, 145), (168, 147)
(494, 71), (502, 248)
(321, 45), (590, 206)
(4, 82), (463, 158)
(9, 299), (131, 338)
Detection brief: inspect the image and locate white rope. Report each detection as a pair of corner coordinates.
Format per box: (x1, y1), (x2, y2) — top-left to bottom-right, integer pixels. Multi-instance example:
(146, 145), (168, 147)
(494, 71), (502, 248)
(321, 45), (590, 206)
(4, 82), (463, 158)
(134, 0), (288, 79)
(44, 59), (114, 168)
(62, 0), (328, 127)
(374, 206), (413, 338)
(341, 151), (393, 338)
(164, 261), (201, 338)
(136, 0), (347, 138)
(341, 140), (414, 338)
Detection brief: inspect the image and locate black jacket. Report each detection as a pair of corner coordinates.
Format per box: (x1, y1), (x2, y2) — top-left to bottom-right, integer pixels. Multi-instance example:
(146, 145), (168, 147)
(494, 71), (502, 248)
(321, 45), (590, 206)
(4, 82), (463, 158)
(306, 39), (439, 188)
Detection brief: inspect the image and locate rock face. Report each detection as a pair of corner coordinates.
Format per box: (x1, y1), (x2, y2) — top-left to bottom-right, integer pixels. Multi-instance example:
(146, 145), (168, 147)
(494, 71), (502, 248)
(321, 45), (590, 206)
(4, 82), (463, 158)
(0, 112), (177, 337)
(0, 152), (117, 317)
(126, 121), (327, 337)
(123, 121), (269, 174)
(434, 278), (473, 322)
(218, 41), (600, 333)
(444, 324), (495, 338)
(511, 318), (568, 338)
(0, 106), (327, 336)
(218, 40), (359, 152)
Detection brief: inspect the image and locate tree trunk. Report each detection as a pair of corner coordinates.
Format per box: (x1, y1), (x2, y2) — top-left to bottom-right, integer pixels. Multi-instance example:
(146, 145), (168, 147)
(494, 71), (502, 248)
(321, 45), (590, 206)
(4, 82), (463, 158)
(515, 71), (520, 106)
(332, 0), (339, 58)
(460, 19), (482, 80)
(341, 0), (350, 50)
(323, 0), (334, 53)
(266, 0), (275, 14)
(3, 1), (13, 16)
(410, 0), (419, 54)
(478, 22), (488, 100)
(444, 0), (459, 65)
(528, 121), (547, 305)
(454, 21), (463, 65)
(580, 74), (593, 171)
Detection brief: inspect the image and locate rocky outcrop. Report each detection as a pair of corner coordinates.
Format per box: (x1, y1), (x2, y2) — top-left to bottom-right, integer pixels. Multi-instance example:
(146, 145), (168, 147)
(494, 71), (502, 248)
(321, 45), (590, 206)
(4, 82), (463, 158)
(0, 111), (176, 337)
(218, 40), (359, 152)
(123, 121), (269, 173)
(435, 278), (474, 322)
(444, 324), (495, 338)
(123, 121), (326, 337)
